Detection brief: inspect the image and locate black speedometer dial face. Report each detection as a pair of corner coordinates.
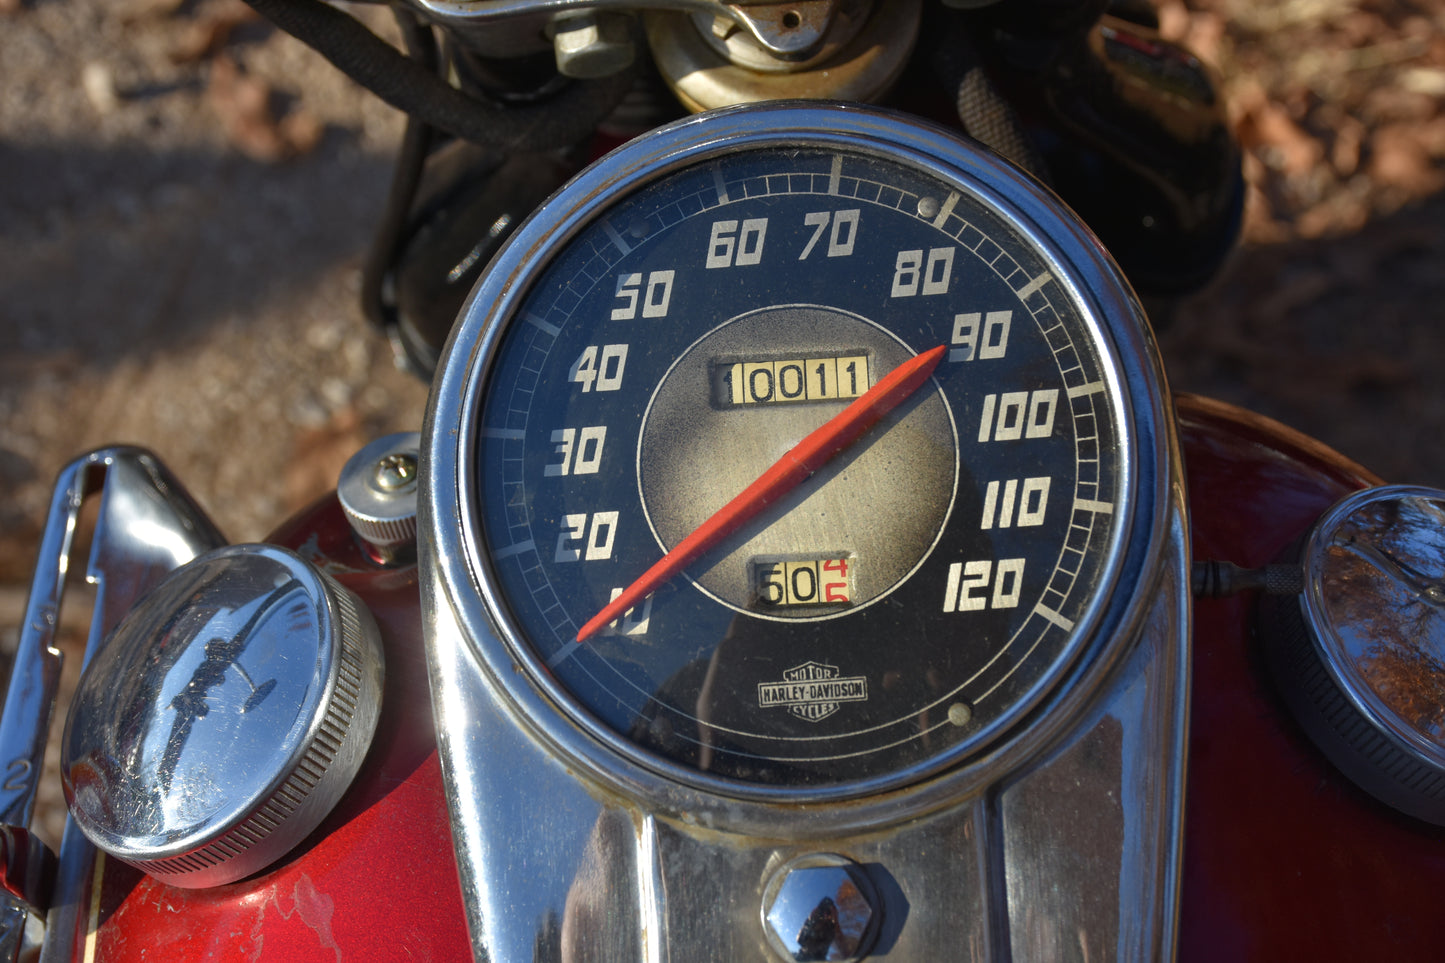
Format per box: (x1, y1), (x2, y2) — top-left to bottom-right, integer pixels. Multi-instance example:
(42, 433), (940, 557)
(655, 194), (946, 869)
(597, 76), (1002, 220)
(467, 110), (1136, 791)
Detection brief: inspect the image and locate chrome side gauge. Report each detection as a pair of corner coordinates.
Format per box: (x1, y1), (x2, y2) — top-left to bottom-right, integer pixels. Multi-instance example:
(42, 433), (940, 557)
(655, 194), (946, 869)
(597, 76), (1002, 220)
(422, 104), (1188, 961)
(1265, 485), (1445, 825)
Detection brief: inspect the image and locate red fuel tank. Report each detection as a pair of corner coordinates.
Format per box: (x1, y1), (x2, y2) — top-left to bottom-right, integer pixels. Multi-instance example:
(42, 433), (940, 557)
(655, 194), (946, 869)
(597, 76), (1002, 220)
(78, 395), (1445, 961)
(1177, 394), (1445, 961)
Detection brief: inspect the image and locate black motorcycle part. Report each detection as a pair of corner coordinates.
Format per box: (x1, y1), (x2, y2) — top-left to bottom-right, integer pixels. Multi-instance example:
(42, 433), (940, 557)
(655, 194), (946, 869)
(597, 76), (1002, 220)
(391, 149), (579, 375)
(241, 0), (635, 151)
(970, 9), (1246, 298)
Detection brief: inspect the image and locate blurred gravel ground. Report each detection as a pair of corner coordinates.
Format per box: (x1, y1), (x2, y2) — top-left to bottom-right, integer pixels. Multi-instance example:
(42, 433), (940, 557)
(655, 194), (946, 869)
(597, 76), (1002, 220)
(1155, 0), (1445, 485)
(1, 0), (426, 846)
(1, 0), (1443, 848)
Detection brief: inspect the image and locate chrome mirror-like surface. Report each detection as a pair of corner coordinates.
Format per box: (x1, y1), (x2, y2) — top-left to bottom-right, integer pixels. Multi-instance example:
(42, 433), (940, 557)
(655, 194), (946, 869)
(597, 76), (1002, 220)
(422, 103), (1187, 961)
(761, 853), (880, 962)
(0, 448), (226, 963)
(62, 544), (384, 888)
(0, 449), (225, 833)
(338, 431), (424, 562)
(1266, 485), (1445, 824)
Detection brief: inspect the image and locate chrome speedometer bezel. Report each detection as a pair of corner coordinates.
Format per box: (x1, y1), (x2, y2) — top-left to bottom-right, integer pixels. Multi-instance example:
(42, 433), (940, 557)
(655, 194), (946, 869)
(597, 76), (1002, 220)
(423, 102), (1173, 827)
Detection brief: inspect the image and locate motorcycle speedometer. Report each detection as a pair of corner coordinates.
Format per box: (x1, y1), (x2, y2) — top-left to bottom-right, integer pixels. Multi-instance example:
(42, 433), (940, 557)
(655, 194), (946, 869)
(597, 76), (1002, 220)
(425, 103), (1168, 801)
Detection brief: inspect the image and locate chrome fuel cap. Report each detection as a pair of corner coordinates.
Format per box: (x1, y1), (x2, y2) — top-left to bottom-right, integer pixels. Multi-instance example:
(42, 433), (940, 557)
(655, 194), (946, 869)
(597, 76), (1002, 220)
(61, 544), (384, 887)
(1264, 485), (1445, 824)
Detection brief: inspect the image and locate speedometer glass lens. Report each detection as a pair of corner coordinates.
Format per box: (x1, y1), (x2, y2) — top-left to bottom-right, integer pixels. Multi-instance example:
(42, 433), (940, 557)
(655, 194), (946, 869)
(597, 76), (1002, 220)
(470, 117), (1130, 790)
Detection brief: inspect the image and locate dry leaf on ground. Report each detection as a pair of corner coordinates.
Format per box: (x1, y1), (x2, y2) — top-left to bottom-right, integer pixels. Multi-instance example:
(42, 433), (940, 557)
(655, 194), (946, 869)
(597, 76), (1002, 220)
(170, 0), (262, 63)
(207, 52), (323, 161)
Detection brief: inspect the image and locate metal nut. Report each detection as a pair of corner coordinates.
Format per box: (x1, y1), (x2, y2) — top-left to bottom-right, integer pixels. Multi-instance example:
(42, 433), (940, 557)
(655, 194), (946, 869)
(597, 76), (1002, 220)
(762, 854), (879, 961)
(553, 12), (636, 79)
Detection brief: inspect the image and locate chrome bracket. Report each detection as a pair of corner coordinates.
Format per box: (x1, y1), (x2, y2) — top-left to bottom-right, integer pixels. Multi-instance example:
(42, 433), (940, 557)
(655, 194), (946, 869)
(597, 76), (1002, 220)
(408, 0), (843, 59)
(0, 448), (224, 963)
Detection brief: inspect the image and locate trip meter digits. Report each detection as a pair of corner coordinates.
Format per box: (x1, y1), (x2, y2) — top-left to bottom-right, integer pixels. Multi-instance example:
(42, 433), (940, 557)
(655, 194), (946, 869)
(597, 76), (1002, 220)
(464, 106), (1139, 792)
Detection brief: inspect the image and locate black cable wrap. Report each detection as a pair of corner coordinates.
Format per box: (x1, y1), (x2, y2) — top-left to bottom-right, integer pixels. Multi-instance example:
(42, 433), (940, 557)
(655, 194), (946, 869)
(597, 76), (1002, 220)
(925, 9), (1048, 182)
(360, 7), (441, 334)
(241, 0), (637, 151)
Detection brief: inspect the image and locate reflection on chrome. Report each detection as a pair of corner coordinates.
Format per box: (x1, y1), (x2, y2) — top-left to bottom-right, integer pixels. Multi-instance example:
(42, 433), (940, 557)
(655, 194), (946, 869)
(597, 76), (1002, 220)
(62, 544), (384, 889)
(1267, 485), (1445, 825)
(0, 448), (226, 963)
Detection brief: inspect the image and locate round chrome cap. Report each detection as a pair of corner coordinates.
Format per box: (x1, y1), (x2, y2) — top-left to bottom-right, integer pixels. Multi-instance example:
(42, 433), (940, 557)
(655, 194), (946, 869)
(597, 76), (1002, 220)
(338, 432), (422, 559)
(1267, 485), (1445, 823)
(61, 544), (384, 887)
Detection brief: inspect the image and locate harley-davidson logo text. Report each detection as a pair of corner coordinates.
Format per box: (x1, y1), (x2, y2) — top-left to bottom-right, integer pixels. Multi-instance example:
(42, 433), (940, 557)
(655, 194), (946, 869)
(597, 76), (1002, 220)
(758, 661), (868, 722)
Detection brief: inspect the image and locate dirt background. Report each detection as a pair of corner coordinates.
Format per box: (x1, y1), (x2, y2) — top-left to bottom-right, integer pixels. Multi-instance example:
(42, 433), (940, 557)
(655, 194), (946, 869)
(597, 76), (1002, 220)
(1, 0), (1443, 846)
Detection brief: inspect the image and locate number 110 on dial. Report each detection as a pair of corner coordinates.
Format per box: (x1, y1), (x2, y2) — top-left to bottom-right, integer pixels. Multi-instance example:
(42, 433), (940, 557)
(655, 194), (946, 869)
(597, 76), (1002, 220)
(753, 556), (855, 608)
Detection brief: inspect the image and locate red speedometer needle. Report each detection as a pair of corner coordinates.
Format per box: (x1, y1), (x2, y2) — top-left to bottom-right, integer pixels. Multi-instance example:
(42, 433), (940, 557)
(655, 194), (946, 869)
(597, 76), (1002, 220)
(575, 344), (947, 643)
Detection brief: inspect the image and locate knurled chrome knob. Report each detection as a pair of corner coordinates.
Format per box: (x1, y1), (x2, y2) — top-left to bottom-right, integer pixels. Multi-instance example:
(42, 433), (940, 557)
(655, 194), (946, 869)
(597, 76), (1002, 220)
(1263, 485), (1445, 824)
(338, 432), (422, 560)
(61, 544), (384, 888)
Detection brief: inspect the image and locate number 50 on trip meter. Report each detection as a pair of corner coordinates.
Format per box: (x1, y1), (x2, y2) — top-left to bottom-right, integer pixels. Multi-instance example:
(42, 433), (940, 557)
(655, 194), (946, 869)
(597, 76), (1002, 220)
(753, 556), (856, 608)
